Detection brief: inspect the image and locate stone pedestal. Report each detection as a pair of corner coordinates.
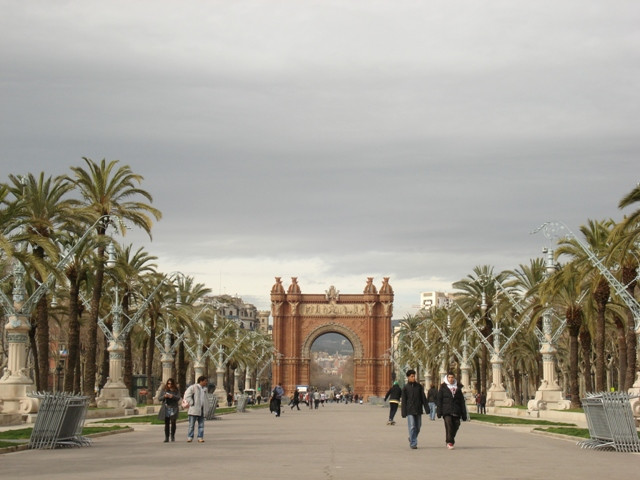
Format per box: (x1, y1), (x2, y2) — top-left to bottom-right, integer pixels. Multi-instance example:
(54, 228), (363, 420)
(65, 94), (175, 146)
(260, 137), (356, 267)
(96, 339), (136, 409)
(486, 355), (514, 407)
(628, 371), (640, 418)
(0, 313), (39, 419)
(215, 366), (226, 404)
(528, 345), (570, 412)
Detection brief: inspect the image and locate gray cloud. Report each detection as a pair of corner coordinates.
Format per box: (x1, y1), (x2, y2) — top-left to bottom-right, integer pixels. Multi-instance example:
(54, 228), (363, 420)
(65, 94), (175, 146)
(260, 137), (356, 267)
(2, 1), (639, 316)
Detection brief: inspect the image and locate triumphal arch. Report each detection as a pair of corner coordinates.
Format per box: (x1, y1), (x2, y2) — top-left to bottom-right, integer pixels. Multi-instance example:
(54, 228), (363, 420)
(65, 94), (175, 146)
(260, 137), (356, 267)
(270, 276), (393, 400)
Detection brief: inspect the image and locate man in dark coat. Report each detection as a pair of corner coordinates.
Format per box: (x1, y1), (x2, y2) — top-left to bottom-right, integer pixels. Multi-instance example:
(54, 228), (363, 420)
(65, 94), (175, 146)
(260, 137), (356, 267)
(436, 372), (469, 449)
(401, 369), (430, 449)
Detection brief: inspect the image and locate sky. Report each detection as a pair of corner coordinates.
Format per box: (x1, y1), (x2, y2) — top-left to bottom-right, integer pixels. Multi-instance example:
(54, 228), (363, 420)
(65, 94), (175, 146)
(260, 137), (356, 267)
(2, 1), (639, 318)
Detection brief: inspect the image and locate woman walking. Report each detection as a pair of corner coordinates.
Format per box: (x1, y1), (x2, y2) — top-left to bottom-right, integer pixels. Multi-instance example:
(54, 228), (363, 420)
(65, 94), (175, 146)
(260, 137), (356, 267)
(436, 372), (468, 450)
(157, 378), (181, 442)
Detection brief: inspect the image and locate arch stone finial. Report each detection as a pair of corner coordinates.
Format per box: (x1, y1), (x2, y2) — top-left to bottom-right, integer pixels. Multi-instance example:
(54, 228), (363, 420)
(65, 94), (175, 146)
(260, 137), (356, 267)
(363, 277), (377, 294)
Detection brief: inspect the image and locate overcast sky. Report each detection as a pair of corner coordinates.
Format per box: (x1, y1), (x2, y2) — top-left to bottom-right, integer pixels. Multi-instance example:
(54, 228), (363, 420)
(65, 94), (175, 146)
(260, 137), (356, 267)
(2, 1), (639, 317)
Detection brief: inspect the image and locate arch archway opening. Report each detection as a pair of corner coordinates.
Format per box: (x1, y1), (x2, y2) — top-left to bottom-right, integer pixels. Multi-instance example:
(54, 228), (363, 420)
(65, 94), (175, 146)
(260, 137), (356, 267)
(310, 333), (354, 393)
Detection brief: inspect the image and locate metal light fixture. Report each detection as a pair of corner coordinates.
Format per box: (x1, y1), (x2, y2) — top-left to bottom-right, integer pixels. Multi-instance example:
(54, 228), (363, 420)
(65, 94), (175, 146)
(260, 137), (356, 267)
(106, 241), (117, 269)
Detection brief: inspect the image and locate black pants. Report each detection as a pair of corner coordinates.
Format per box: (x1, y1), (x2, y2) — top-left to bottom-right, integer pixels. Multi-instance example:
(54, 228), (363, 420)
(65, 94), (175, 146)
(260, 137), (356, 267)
(164, 416), (177, 438)
(443, 415), (461, 445)
(388, 402), (399, 421)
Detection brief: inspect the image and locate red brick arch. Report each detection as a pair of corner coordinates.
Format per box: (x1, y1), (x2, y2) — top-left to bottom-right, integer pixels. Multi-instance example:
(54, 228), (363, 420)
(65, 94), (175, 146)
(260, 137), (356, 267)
(271, 277), (394, 400)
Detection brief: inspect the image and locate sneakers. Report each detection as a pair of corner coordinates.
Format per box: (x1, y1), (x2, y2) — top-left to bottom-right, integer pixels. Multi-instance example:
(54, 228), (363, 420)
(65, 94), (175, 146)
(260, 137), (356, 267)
(198, 439), (205, 443)
(410, 445), (417, 449)
(447, 443), (454, 450)
(187, 438), (193, 443)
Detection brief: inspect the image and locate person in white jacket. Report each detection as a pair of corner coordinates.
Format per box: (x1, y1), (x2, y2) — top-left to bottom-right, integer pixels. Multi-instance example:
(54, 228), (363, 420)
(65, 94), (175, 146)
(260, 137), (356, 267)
(183, 376), (210, 443)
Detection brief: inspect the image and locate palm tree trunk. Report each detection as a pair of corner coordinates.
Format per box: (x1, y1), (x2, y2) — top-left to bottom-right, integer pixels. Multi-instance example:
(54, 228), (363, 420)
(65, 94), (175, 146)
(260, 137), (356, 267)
(569, 331), (581, 408)
(579, 328), (593, 393)
(623, 266), (638, 390)
(593, 278), (609, 392)
(65, 279), (81, 392)
(29, 325), (40, 390)
(85, 243), (106, 403)
(35, 295), (50, 391)
(613, 314), (627, 391)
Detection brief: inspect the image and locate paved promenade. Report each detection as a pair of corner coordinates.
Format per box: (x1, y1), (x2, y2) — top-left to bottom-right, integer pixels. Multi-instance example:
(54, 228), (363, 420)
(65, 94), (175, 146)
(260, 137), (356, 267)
(3, 402), (640, 480)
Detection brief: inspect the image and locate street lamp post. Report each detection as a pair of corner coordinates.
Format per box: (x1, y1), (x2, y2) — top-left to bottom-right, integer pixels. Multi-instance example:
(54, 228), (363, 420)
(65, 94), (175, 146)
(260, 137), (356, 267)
(95, 271), (186, 410)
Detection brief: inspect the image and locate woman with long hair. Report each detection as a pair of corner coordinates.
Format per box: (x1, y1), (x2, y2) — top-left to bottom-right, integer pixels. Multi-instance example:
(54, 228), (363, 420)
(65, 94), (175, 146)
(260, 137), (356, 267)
(157, 378), (181, 442)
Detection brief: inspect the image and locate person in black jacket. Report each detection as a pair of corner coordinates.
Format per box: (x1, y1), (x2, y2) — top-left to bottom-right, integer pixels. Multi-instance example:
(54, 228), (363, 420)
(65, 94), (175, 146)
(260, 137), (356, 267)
(384, 381), (402, 425)
(401, 369), (429, 449)
(436, 372), (468, 450)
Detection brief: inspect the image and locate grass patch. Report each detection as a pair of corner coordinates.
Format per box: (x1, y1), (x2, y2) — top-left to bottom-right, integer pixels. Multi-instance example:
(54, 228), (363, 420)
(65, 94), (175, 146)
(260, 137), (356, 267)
(470, 413), (575, 426)
(0, 425), (128, 441)
(535, 426), (591, 438)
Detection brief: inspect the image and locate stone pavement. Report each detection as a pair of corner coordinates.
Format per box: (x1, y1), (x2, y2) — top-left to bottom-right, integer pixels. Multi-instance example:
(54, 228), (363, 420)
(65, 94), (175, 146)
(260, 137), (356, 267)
(2, 402), (639, 480)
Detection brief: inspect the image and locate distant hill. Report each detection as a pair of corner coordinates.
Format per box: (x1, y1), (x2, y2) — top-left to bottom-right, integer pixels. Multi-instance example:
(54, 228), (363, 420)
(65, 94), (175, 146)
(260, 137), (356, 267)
(311, 333), (353, 355)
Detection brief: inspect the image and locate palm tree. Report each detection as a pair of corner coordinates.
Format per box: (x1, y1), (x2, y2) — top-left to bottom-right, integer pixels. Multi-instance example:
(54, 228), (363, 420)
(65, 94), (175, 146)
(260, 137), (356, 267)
(6, 173), (77, 390)
(67, 158), (161, 401)
(610, 189), (640, 390)
(556, 219), (615, 392)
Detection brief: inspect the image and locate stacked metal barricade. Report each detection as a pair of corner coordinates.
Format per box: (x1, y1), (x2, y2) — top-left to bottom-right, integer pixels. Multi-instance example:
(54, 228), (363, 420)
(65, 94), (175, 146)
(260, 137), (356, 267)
(579, 391), (640, 452)
(236, 394), (249, 413)
(28, 392), (91, 449)
(205, 394), (218, 420)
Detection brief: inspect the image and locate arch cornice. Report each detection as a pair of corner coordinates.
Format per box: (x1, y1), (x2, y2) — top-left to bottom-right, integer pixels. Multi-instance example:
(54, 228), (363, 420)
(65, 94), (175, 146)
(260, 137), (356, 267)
(300, 322), (364, 359)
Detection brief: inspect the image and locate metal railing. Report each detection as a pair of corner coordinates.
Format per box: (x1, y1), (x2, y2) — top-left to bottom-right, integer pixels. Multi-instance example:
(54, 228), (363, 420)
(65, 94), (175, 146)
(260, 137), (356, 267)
(28, 392), (90, 449)
(579, 392), (640, 452)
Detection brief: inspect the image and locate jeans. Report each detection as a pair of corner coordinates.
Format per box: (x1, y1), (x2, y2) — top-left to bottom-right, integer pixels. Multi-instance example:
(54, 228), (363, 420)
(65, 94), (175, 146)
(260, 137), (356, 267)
(428, 402), (436, 420)
(406, 414), (422, 447)
(188, 414), (205, 439)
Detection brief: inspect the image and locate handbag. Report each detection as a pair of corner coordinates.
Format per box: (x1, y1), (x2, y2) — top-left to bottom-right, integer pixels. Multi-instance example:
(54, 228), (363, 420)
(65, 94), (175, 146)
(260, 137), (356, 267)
(157, 402), (167, 420)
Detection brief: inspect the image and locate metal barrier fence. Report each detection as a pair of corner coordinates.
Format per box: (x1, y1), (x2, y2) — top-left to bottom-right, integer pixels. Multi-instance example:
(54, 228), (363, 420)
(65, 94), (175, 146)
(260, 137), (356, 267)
(27, 392), (90, 450)
(578, 391), (640, 453)
(206, 394), (218, 420)
(236, 394), (249, 412)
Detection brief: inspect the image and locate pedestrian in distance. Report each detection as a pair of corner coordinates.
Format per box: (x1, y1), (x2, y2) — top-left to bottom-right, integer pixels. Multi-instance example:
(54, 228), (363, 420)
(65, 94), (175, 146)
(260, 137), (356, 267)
(271, 382), (284, 417)
(436, 372), (469, 450)
(290, 388), (301, 410)
(383, 380), (402, 425)
(427, 384), (438, 421)
(157, 378), (181, 442)
(183, 375), (210, 443)
(479, 391), (487, 414)
(401, 369), (430, 449)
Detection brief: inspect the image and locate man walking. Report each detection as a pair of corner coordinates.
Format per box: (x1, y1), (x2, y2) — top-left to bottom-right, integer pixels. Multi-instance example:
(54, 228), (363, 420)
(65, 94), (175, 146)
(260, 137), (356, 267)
(401, 369), (429, 449)
(183, 376), (210, 443)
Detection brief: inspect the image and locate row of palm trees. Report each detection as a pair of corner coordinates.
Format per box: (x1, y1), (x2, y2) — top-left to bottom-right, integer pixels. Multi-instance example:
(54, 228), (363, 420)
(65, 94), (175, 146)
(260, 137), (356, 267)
(0, 158), (273, 403)
(395, 184), (640, 408)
